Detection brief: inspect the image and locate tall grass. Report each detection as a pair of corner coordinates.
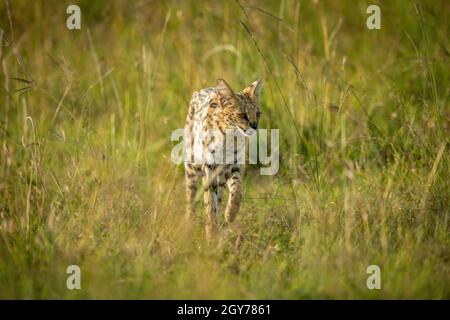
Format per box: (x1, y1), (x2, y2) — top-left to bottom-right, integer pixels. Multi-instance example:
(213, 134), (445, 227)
(0, 0), (448, 299)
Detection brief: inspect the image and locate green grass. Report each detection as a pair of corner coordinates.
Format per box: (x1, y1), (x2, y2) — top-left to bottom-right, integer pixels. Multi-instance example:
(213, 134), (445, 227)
(0, 0), (449, 299)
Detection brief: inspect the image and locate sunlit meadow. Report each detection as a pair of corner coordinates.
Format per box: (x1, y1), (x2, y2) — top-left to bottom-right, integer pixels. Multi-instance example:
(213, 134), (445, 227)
(0, 0), (448, 299)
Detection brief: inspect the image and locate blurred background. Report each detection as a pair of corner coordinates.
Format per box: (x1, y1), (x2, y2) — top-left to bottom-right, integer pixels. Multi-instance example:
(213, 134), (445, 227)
(0, 0), (448, 298)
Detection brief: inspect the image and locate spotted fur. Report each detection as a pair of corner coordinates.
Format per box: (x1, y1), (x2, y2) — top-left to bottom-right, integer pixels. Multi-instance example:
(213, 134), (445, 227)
(184, 78), (263, 239)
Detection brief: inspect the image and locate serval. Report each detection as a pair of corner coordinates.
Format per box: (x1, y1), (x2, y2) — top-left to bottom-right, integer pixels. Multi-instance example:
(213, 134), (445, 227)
(184, 78), (263, 240)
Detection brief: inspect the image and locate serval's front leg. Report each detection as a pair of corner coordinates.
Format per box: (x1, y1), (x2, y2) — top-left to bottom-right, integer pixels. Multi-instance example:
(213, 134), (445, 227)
(225, 165), (242, 224)
(185, 163), (201, 218)
(217, 172), (226, 209)
(202, 164), (220, 240)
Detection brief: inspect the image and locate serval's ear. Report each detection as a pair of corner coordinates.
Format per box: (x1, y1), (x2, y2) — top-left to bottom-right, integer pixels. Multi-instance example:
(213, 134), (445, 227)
(216, 79), (235, 107)
(242, 78), (263, 101)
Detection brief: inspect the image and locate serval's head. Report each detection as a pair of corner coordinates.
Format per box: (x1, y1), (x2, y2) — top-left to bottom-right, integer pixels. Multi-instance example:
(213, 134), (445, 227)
(214, 78), (263, 136)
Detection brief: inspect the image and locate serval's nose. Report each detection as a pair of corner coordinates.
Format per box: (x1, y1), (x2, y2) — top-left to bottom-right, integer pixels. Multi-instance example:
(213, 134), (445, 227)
(250, 122), (258, 130)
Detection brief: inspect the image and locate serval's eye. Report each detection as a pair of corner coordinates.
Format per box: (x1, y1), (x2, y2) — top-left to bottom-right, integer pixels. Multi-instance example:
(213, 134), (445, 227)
(239, 113), (248, 120)
(256, 111), (262, 118)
